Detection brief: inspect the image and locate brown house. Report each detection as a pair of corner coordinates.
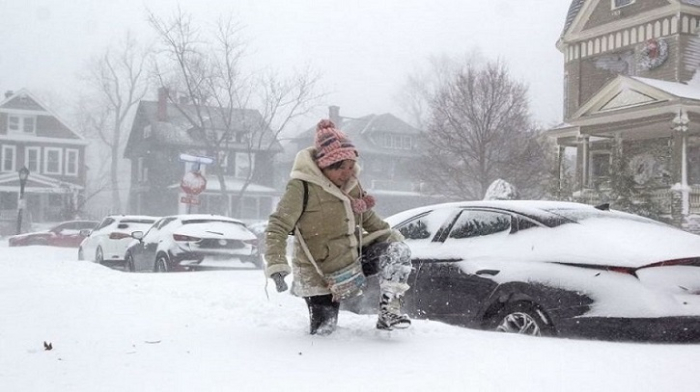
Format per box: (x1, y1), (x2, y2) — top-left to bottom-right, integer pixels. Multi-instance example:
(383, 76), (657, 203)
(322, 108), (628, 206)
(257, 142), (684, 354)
(0, 89), (88, 233)
(547, 0), (700, 229)
(278, 107), (447, 217)
(124, 90), (282, 221)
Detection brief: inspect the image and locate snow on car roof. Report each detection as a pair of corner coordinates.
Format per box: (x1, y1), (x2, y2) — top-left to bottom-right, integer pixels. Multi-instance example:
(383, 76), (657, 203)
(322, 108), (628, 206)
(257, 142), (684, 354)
(169, 214), (244, 224)
(109, 214), (158, 219)
(109, 215), (158, 222)
(385, 200), (596, 226)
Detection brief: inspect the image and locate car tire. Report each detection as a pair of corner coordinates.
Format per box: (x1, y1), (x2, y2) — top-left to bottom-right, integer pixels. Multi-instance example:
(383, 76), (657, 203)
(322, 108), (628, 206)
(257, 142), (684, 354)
(124, 253), (135, 272)
(154, 254), (169, 273)
(95, 247), (104, 265)
(78, 247), (84, 260)
(488, 301), (555, 337)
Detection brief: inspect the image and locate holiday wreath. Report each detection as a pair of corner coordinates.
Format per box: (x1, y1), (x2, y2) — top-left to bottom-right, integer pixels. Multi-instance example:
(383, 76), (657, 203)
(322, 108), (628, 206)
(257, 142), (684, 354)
(639, 38), (668, 70)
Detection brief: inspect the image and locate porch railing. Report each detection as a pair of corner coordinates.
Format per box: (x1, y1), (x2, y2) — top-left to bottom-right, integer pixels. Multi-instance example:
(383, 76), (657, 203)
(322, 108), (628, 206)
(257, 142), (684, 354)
(575, 186), (700, 214)
(690, 185), (700, 213)
(575, 187), (674, 213)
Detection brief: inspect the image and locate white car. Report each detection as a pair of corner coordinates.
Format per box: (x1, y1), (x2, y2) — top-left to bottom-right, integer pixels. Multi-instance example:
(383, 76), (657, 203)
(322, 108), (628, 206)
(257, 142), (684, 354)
(78, 215), (158, 267)
(124, 214), (262, 272)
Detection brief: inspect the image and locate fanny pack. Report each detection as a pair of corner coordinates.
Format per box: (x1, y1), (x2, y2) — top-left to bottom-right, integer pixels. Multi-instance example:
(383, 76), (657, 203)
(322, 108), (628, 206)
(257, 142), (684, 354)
(325, 258), (366, 301)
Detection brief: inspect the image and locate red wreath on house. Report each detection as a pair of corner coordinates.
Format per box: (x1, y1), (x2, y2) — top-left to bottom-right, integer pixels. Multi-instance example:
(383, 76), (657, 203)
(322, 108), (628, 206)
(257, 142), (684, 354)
(639, 38), (668, 70)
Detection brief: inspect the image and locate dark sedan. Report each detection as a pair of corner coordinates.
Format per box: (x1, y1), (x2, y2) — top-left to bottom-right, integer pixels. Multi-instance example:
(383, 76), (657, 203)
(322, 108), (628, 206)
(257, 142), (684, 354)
(8, 220), (99, 247)
(344, 200), (700, 343)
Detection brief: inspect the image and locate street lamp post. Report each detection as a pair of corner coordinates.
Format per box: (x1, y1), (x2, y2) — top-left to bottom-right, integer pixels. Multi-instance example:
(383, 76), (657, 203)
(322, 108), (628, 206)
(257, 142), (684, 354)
(16, 166), (29, 235)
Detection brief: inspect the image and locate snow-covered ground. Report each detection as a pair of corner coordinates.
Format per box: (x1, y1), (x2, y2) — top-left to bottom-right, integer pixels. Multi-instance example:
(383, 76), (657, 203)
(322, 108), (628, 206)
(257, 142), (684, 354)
(2, 242), (699, 391)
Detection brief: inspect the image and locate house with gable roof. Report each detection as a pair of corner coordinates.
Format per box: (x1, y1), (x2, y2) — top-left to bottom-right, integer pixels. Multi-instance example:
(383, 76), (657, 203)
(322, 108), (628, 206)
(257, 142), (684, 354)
(0, 89), (88, 234)
(278, 106), (447, 217)
(124, 89), (282, 220)
(547, 0), (700, 228)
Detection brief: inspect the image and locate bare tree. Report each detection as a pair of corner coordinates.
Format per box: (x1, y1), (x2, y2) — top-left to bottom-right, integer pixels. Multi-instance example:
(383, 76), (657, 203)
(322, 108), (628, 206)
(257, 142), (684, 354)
(147, 9), (322, 216)
(78, 32), (149, 212)
(413, 58), (549, 200)
(396, 51), (485, 130)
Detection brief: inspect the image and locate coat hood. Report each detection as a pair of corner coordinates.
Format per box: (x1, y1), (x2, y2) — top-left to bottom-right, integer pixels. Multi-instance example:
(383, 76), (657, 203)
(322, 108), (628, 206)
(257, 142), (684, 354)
(290, 147), (361, 195)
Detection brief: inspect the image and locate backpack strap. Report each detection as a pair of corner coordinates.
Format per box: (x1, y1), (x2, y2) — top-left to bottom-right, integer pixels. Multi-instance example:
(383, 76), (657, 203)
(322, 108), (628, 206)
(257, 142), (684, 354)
(301, 180), (309, 214)
(288, 180), (309, 235)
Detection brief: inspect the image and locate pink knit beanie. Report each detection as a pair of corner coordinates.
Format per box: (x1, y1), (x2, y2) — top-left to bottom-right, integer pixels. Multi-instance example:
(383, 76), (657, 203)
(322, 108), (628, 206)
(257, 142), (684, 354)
(314, 119), (358, 169)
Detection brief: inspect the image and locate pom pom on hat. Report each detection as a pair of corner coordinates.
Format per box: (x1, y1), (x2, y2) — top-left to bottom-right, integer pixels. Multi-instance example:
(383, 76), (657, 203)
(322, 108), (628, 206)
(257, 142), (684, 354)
(350, 194), (376, 214)
(314, 119), (358, 169)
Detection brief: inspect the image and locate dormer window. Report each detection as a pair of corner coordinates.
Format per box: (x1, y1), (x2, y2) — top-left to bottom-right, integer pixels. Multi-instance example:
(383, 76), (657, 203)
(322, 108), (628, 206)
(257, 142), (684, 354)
(612, 0), (633, 9)
(377, 133), (413, 150)
(8, 114), (36, 134)
(235, 131), (249, 143)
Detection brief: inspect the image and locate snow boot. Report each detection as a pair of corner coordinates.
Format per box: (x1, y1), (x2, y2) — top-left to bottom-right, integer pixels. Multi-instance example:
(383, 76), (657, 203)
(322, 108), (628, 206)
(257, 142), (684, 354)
(305, 294), (340, 336)
(376, 293), (411, 331)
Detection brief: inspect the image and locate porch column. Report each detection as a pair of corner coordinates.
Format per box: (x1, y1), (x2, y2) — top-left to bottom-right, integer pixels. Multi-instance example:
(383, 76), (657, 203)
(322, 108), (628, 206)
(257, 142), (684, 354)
(577, 135), (590, 190)
(612, 132), (623, 173)
(556, 145), (565, 199)
(672, 109), (690, 223)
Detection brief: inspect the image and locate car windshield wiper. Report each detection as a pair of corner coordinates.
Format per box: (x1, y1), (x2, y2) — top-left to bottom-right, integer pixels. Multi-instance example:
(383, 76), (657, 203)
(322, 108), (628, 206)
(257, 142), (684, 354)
(205, 230), (223, 236)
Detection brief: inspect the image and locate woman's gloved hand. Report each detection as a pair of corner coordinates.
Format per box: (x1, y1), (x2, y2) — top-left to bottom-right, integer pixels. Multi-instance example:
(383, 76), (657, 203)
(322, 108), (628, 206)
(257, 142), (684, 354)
(271, 271), (289, 292)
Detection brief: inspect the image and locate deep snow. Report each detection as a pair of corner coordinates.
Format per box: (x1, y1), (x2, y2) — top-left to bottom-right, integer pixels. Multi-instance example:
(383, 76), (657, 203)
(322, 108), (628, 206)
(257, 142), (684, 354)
(2, 242), (699, 391)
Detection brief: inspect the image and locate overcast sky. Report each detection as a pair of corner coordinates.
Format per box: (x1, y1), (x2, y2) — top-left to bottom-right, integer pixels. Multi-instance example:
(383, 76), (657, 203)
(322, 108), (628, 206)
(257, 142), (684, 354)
(1, 0), (572, 132)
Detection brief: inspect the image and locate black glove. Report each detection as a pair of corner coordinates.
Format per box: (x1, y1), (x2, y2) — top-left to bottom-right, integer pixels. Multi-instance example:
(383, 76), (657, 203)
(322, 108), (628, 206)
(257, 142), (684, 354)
(271, 272), (289, 293)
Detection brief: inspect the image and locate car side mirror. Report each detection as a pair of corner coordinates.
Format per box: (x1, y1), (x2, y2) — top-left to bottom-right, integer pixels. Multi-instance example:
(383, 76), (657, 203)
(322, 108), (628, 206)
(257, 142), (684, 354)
(131, 230), (144, 240)
(79, 229), (91, 237)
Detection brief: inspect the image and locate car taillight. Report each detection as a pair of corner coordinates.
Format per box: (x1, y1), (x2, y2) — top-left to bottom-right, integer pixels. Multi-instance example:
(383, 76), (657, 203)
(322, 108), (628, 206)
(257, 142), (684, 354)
(173, 233), (201, 242)
(109, 232), (131, 240)
(554, 261), (639, 277)
(640, 257), (700, 269)
(606, 266), (637, 276)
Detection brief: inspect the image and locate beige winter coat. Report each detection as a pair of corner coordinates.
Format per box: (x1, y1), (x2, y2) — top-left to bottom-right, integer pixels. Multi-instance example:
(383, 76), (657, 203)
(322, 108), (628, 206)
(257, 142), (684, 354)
(264, 147), (401, 297)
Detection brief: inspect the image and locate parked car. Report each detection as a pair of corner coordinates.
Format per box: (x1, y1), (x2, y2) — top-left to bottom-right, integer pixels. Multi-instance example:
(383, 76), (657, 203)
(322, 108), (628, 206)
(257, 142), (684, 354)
(7, 220), (99, 247)
(344, 200), (700, 343)
(78, 215), (158, 267)
(124, 214), (261, 272)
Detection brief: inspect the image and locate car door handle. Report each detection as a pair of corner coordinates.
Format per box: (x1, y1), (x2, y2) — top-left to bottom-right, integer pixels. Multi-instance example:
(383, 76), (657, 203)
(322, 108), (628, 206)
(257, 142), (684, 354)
(476, 269), (500, 276)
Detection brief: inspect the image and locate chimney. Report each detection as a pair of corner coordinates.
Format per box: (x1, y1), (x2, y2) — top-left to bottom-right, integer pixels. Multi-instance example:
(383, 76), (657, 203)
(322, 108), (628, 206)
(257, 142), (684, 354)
(4, 90), (13, 99)
(157, 87), (168, 121)
(329, 105), (342, 128)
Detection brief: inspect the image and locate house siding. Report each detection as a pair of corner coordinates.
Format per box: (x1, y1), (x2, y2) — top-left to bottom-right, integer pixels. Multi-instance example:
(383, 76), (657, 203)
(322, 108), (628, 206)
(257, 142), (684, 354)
(563, 11), (687, 120)
(583, 0), (669, 31)
(125, 98), (281, 220)
(0, 89), (87, 232)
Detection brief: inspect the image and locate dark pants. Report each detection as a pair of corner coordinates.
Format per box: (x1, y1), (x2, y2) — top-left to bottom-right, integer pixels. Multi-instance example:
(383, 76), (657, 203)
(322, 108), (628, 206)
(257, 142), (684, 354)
(304, 294), (339, 335)
(360, 241), (390, 276)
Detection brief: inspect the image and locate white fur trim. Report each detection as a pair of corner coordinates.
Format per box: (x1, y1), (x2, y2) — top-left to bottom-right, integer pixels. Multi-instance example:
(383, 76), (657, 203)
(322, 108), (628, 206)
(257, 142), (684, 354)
(265, 262), (291, 278)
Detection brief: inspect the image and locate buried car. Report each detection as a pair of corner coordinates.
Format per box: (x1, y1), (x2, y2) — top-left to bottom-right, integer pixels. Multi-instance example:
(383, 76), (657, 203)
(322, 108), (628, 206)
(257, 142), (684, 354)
(78, 215), (158, 267)
(8, 220), (99, 247)
(123, 214), (261, 272)
(344, 200), (700, 342)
